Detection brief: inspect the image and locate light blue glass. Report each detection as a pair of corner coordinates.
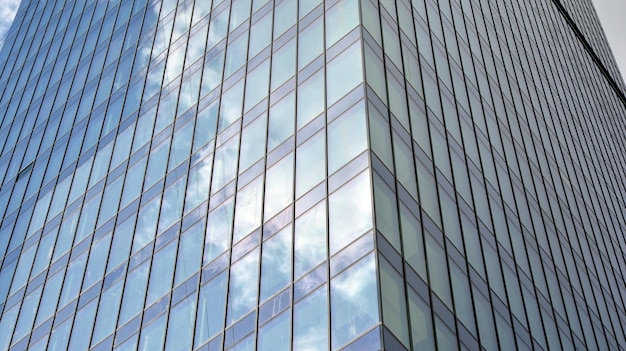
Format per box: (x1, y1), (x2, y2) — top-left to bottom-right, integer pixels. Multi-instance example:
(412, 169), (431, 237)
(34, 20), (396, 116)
(233, 175), (264, 243)
(297, 69), (324, 128)
(107, 214), (135, 273)
(294, 201), (326, 278)
(67, 298), (98, 350)
(83, 232), (112, 289)
(0, 303), (18, 350)
(212, 134), (240, 191)
(273, 0), (296, 36)
(185, 154), (213, 213)
(118, 259), (150, 325)
(138, 313), (166, 351)
(327, 101), (367, 174)
(268, 92), (295, 150)
(174, 220), (203, 285)
(193, 101), (218, 152)
(239, 115), (267, 172)
(120, 156), (147, 208)
(258, 310), (290, 351)
(263, 154), (293, 220)
(146, 240), (177, 306)
(326, 41), (363, 107)
(227, 248), (260, 324)
(328, 171), (372, 254)
(34, 270), (63, 325)
(195, 271), (228, 347)
(168, 120), (194, 170)
(75, 192), (103, 242)
(204, 198), (234, 263)
(11, 285), (42, 344)
(133, 195), (161, 253)
(325, 0), (359, 47)
(58, 251), (88, 308)
(158, 175), (187, 233)
(260, 225), (292, 301)
(244, 59), (270, 111)
(298, 16), (323, 70)
(330, 253), (379, 350)
(8, 243), (36, 294)
(224, 32), (249, 78)
(92, 278), (121, 343)
(88, 142), (113, 187)
(97, 175), (124, 226)
(271, 38), (295, 90)
(230, 0), (252, 30)
(165, 295), (197, 351)
(293, 286), (328, 351)
(47, 315), (72, 351)
(144, 138), (171, 189)
(249, 11), (272, 58)
(296, 131), (325, 197)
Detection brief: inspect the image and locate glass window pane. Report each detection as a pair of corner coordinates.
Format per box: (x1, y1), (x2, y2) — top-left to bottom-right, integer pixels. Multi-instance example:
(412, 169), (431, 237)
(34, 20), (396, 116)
(264, 154), (293, 221)
(260, 225), (293, 301)
(330, 253), (379, 350)
(244, 59), (270, 111)
(298, 16), (323, 69)
(326, 0), (359, 47)
(293, 286), (328, 351)
(195, 271), (228, 347)
(258, 310), (291, 351)
(294, 201), (327, 278)
(174, 220), (204, 285)
(92, 280), (124, 344)
(268, 92), (295, 150)
(165, 295), (197, 351)
(146, 240), (177, 306)
(327, 41), (363, 106)
(329, 171), (372, 254)
(327, 101), (367, 174)
(139, 314), (167, 351)
(205, 197), (234, 264)
(296, 131), (325, 198)
(271, 38), (295, 90)
(226, 248), (260, 324)
(233, 175), (264, 243)
(297, 70), (324, 128)
(239, 115), (267, 171)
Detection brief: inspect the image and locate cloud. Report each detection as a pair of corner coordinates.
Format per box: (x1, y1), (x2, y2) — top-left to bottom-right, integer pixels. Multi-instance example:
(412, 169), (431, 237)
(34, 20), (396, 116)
(0, 0), (21, 51)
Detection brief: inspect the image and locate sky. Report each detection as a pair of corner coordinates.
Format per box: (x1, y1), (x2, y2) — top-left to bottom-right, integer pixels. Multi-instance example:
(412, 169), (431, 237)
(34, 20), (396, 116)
(592, 0), (626, 84)
(0, 0), (20, 51)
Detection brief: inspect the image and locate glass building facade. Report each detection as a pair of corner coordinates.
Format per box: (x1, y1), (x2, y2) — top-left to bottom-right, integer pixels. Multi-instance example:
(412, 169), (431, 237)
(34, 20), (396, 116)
(1, 0), (626, 350)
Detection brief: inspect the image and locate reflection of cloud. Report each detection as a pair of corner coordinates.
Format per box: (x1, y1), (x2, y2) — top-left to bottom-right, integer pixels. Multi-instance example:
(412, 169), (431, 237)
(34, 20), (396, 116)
(264, 155), (293, 220)
(233, 177), (263, 241)
(332, 256), (375, 303)
(205, 199), (233, 262)
(294, 326), (327, 351)
(0, 0), (20, 51)
(329, 172), (373, 254)
(295, 202), (326, 277)
(228, 249), (259, 322)
(134, 197), (161, 251)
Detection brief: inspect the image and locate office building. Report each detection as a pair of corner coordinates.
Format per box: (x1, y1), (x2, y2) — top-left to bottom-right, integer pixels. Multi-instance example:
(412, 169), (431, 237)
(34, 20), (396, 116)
(1, 0), (626, 350)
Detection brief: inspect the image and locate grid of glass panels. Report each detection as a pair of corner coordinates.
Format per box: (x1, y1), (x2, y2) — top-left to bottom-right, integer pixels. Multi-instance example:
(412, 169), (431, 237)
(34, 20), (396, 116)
(0, 0), (379, 350)
(361, 0), (626, 349)
(1, 0), (626, 350)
